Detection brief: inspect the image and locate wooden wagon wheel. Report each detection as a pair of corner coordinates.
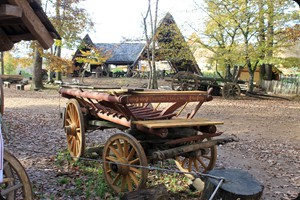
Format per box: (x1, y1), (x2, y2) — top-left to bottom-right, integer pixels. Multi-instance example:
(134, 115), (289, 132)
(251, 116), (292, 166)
(172, 71), (199, 91)
(102, 133), (148, 193)
(175, 139), (217, 179)
(0, 150), (33, 200)
(0, 78), (4, 115)
(64, 99), (85, 161)
(222, 83), (241, 99)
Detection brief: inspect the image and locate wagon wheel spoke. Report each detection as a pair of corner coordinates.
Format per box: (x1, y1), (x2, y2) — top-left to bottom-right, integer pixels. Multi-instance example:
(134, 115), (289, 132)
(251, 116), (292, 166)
(1, 150), (33, 199)
(64, 99), (85, 160)
(109, 145), (123, 160)
(112, 174), (121, 185)
(175, 139), (217, 179)
(121, 176), (126, 191)
(103, 133), (148, 193)
(123, 140), (129, 157)
(105, 156), (118, 162)
(115, 139), (123, 156)
(222, 83), (241, 99)
(129, 171), (139, 187)
(196, 157), (207, 168)
(126, 175), (133, 191)
(172, 72), (198, 91)
(129, 158), (140, 165)
(194, 159), (200, 171)
(129, 167), (141, 174)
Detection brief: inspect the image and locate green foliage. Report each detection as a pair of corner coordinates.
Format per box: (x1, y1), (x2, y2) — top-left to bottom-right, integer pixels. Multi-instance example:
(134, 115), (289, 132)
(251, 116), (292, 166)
(44, 0), (94, 49)
(200, 0), (300, 91)
(18, 70), (32, 78)
(53, 150), (114, 199)
(3, 52), (17, 75)
(111, 67), (123, 73)
(75, 47), (108, 65)
(51, 150), (201, 199)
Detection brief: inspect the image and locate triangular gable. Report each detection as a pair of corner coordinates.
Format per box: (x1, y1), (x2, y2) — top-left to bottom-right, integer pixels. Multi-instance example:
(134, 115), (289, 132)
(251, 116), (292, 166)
(139, 12), (202, 75)
(72, 34), (94, 61)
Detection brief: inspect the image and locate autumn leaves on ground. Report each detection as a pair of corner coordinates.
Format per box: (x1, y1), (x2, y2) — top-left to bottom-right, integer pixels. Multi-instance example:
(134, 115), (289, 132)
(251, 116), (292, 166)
(3, 77), (300, 199)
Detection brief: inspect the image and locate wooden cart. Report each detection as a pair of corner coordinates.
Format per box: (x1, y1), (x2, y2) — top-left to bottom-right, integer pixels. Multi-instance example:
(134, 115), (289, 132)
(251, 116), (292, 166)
(171, 71), (246, 98)
(0, 80), (33, 199)
(59, 86), (236, 193)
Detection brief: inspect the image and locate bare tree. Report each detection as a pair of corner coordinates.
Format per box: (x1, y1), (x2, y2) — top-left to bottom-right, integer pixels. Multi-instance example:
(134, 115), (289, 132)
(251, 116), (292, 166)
(142, 0), (159, 89)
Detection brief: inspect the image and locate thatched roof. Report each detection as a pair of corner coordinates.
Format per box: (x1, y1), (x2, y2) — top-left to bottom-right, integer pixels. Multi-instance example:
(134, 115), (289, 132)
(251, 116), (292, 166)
(154, 12), (202, 75)
(95, 43), (145, 65)
(73, 34), (145, 66)
(0, 0), (60, 51)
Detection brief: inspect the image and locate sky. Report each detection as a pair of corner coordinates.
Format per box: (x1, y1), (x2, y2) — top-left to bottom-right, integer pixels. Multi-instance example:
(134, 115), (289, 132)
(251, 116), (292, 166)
(81, 0), (207, 43)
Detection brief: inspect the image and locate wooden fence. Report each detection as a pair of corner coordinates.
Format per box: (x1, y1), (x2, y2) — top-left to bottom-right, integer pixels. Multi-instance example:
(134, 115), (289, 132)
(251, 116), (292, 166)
(261, 80), (300, 95)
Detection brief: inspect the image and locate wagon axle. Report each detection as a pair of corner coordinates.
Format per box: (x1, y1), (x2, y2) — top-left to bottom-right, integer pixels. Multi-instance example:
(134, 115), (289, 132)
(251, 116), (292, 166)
(152, 136), (236, 160)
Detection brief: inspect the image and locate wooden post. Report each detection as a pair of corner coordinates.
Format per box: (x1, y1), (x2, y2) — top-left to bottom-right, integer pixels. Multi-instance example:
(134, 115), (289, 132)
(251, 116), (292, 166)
(200, 169), (264, 200)
(0, 52), (3, 75)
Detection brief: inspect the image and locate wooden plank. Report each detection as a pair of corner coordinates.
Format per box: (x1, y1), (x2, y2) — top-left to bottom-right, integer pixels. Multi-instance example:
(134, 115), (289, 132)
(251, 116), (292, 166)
(0, 4), (22, 19)
(8, 33), (34, 42)
(7, 0), (54, 49)
(133, 118), (224, 129)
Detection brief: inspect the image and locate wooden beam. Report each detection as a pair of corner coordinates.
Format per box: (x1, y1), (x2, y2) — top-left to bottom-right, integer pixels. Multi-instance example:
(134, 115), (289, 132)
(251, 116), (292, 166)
(0, 28), (14, 51)
(0, 4), (22, 19)
(7, 0), (54, 49)
(0, 18), (23, 25)
(8, 33), (34, 42)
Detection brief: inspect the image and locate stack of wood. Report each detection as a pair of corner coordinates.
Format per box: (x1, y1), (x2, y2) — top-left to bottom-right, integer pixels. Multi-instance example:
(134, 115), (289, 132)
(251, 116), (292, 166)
(0, 75), (23, 83)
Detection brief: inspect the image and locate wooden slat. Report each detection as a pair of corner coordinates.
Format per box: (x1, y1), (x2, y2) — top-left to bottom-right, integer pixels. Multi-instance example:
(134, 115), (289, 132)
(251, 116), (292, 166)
(7, 0), (54, 49)
(132, 118), (224, 129)
(9, 33), (34, 42)
(0, 4), (22, 19)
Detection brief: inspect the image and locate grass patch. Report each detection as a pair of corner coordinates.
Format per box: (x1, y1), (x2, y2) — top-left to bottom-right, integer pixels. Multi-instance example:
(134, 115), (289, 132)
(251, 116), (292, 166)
(52, 150), (116, 199)
(51, 151), (200, 199)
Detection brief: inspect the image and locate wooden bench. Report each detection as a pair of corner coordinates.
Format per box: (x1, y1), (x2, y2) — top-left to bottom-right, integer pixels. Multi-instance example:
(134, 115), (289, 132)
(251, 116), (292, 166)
(133, 118), (224, 129)
(3, 81), (11, 88)
(16, 84), (24, 90)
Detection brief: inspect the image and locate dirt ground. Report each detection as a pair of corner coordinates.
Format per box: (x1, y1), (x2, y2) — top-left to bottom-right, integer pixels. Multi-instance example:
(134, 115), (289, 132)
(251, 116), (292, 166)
(3, 77), (300, 199)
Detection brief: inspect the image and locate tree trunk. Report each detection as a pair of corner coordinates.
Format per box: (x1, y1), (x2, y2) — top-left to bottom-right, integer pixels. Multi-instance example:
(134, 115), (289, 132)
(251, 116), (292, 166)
(248, 70), (255, 92)
(200, 169), (264, 200)
(56, 45), (62, 81)
(0, 52), (4, 75)
(260, 64), (265, 83)
(265, 64), (272, 80)
(225, 64), (232, 80)
(121, 184), (169, 200)
(32, 45), (44, 90)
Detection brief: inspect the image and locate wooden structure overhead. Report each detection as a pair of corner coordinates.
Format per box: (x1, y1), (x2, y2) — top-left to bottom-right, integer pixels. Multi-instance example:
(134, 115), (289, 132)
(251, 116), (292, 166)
(0, 0), (60, 51)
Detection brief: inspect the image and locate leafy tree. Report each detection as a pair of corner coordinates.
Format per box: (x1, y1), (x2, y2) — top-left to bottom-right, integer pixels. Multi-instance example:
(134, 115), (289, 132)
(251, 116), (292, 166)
(31, 0), (94, 88)
(2, 52), (33, 75)
(48, 0), (94, 81)
(200, 0), (300, 92)
(3, 52), (17, 75)
(75, 46), (110, 83)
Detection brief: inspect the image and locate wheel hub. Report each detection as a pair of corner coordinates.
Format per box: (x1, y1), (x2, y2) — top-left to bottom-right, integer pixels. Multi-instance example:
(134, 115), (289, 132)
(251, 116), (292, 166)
(110, 159), (129, 175)
(65, 123), (77, 136)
